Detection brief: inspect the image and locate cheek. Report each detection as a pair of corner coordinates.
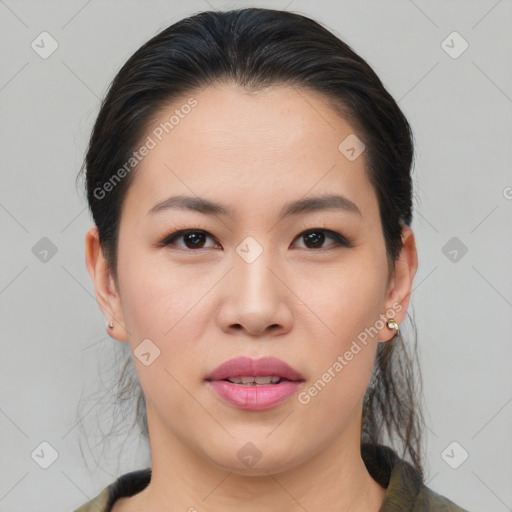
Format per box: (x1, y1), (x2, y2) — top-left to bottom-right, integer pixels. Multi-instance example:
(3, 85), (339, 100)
(297, 255), (387, 336)
(296, 276), (382, 423)
(116, 242), (215, 337)
(295, 257), (386, 399)
(116, 245), (217, 395)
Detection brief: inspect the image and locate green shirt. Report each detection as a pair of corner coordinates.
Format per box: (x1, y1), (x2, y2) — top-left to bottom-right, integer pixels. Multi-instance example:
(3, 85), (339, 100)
(73, 443), (469, 511)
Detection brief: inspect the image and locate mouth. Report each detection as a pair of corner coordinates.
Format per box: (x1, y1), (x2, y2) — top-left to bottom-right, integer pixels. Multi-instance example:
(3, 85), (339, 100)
(205, 356), (305, 411)
(222, 376), (289, 385)
(205, 356), (305, 383)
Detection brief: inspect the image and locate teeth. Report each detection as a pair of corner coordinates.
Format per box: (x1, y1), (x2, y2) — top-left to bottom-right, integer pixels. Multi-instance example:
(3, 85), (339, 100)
(227, 376), (281, 385)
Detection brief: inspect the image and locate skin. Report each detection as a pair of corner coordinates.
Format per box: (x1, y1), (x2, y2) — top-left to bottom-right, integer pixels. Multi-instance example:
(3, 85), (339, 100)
(85, 82), (418, 512)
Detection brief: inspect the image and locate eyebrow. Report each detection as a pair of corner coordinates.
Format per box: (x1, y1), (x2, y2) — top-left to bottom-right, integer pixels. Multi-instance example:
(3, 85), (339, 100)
(147, 193), (362, 219)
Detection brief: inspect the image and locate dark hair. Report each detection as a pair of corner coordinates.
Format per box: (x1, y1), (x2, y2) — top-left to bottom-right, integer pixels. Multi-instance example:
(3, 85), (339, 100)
(77, 7), (424, 479)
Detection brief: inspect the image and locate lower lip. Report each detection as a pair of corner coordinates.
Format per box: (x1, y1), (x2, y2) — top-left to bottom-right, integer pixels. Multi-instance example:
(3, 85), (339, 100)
(207, 380), (303, 410)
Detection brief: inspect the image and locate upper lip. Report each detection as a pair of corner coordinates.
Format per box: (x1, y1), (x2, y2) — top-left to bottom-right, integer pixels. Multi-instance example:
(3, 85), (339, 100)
(206, 356), (304, 382)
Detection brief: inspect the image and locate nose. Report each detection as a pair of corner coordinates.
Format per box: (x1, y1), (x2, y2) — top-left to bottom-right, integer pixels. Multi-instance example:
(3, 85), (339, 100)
(216, 248), (293, 338)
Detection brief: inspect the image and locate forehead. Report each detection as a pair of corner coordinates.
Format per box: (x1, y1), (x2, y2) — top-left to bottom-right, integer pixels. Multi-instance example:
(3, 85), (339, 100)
(145, 83), (356, 160)
(122, 83), (376, 221)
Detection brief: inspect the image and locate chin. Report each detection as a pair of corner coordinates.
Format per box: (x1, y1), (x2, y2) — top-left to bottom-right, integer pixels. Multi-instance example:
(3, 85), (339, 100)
(203, 443), (308, 477)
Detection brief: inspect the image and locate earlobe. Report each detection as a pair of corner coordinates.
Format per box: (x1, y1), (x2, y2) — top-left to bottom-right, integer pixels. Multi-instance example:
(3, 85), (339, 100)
(379, 226), (418, 342)
(84, 226), (129, 342)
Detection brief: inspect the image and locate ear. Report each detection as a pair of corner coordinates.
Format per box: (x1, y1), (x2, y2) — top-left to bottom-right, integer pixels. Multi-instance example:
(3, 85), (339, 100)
(85, 226), (129, 341)
(378, 226), (418, 342)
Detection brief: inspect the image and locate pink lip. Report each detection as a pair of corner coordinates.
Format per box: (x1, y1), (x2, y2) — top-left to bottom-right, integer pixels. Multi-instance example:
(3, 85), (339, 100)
(205, 356), (305, 411)
(205, 356), (304, 382)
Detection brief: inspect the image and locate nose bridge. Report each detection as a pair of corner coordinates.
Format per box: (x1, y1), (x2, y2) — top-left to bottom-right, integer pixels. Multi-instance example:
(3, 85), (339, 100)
(233, 235), (279, 300)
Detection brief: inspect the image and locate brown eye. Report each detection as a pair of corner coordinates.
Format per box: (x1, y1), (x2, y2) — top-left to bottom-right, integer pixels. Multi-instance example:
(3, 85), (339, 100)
(294, 229), (351, 250)
(159, 228), (352, 251)
(160, 230), (218, 250)
(182, 231), (207, 249)
(302, 230), (325, 249)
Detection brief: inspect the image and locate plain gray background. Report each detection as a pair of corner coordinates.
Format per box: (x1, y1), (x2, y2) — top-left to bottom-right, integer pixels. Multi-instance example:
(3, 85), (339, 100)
(1, 0), (511, 510)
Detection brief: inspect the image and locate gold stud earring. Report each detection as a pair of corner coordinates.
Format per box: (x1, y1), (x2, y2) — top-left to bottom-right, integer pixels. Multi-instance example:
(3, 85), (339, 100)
(107, 321), (114, 329)
(386, 318), (400, 338)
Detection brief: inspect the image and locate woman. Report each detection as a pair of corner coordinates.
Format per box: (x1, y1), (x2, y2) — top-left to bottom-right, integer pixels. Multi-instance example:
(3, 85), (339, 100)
(74, 7), (468, 512)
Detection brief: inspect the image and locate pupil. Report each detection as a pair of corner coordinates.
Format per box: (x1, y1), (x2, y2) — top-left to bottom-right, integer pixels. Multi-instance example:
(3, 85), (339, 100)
(186, 232), (204, 248)
(306, 231), (324, 248)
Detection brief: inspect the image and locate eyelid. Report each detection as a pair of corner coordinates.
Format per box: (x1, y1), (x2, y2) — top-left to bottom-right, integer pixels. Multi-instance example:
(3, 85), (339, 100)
(293, 222), (354, 249)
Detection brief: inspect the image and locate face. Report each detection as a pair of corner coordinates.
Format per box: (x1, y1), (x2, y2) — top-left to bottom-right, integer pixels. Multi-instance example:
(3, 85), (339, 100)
(86, 82), (416, 476)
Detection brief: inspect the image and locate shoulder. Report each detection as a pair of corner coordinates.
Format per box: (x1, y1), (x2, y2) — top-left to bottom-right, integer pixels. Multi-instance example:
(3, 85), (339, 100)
(72, 468), (151, 512)
(361, 443), (469, 512)
(414, 485), (470, 512)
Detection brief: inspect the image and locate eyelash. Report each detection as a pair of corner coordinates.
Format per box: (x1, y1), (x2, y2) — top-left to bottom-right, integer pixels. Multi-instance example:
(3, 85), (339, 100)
(156, 226), (354, 252)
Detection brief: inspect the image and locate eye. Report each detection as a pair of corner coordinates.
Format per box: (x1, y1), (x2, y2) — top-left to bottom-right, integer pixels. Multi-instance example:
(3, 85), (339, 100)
(158, 230), (219, 250)
(293, 228), (352, 250)
(157, 228), (352, 251)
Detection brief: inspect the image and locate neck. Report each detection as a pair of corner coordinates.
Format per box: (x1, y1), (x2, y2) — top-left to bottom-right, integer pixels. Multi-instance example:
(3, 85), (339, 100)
(126, 405), (386, 512)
